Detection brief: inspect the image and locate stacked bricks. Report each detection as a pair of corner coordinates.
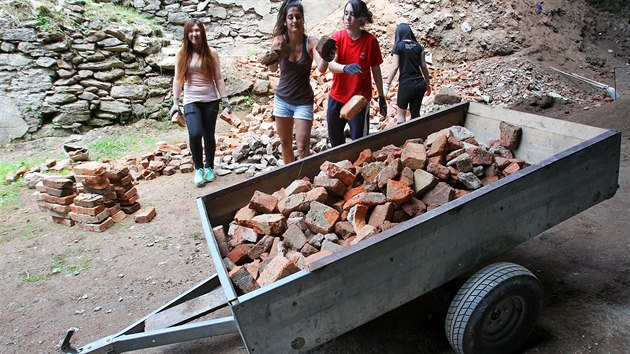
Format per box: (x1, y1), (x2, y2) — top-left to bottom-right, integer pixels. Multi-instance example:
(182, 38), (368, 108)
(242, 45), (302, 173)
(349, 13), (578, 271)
(35, 176), (77, 226)
(118, 142), (192, 181)
(71, 162), (116, 232)
(219, 122), (524, 294)
(106, 166), (141, 215)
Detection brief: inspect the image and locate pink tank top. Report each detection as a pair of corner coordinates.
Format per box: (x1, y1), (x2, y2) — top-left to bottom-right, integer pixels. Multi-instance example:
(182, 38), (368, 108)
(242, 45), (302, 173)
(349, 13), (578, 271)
(183, 60), (219, 105)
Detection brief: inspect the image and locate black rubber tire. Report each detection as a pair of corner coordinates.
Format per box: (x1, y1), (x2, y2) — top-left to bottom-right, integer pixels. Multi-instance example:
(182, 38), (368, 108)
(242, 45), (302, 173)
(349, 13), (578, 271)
(445, 262), (544, 354)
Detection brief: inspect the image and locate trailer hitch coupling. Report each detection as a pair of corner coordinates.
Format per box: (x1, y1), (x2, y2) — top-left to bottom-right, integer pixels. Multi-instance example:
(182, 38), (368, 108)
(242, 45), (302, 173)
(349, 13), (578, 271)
(61, 327), (79, 354)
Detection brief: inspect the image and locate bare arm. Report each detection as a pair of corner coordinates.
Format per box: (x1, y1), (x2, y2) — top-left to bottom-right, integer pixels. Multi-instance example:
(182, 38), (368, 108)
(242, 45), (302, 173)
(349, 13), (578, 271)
(371, 65), (384, 97)
(386, 54), (400, 87)
(210, 48), (228, 98)
(308, 35), (328, 74)
(267, 36), (284, 73)
(172, 51), (184, 101)
(420, 50), (432, 95)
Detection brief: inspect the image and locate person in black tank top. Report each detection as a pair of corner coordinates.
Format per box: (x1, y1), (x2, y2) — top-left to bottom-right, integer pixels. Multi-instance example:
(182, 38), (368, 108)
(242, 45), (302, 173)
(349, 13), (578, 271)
(267, 0), (329, 164)
(384, 23), (432, 123)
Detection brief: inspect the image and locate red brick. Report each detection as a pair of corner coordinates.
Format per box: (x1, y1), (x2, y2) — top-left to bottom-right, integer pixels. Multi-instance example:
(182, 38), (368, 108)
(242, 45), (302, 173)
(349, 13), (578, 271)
(284, 178), (312, 196)
(351, 225), (379, 245)
(104, 166), (130, 181)
(466, 146), (494, 166)
(249, 190), (278, 214)
(305, 201), (340, 234)
(427, 133), (448, 158)
(248, 235), (275, 260)
(69, 209), (110, 224)
(300, 242), (319, 257)
(413, 169), (439, 196)
(148, 160), (165, 172)
(70, 204), (106, 216)
(36, 192), (77, 205)
(258, 255), (299, 286)
(235, 205), (257, 226)
(399, 167), (414, 187)
(421, 182), (455, 207)
(499, 121), (522, 149)
(359, 161), (386, 188)
(73, 162), (107, 176)
(134, 207), (156, 223)
(108, 204), (121, 215)
(246, 214), (287, 235)
(343, 192), (387, 210)
(51, 216), (75, 227)
(120, 193), (140, 205)
(44, 186), (75, 197)
(73, 193), (104, 207)
(374, 144), (402, 161)
(368, 202), (394, 226)
(110, 174), (133, 187)
(376, 163), (401, 189)
(227, 244), (254, 265)
(313, 175), (347, 197)
(278, 193), (309, 215)
(401, 141), (427, 170)
(228, 266), (260, 294)
(321, 161), (356, 186)
(38, 201), (71, 214)
(502, 162), (521, 176)
(76, 174), (111, 189)
(120, 202), (141, 214)
(447, 136), (463, 151)
(347, 204), (369, 231)
(305, 186), (328, 203)
(110, 210), (127, 222)
(353, 148), (374, 166)
(344, 185), (366, 201)
(481, 175), (500, 186)
(212, 225), (230, 257)
(76, 217), (114, 232)
(401, 197), (427, 217)
(334, 220), (356, 238)
(386, 180), (414, 204)
(42, 177), (73, 189)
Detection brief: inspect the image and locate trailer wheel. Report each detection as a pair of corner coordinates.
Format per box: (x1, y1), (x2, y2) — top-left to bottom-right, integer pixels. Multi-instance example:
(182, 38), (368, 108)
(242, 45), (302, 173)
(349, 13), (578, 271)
(445, 262), (543, 354)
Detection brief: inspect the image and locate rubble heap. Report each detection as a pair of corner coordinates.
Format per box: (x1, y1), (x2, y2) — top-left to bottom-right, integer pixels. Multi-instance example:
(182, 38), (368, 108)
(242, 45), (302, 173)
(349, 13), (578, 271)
(213, 122), (524, 294)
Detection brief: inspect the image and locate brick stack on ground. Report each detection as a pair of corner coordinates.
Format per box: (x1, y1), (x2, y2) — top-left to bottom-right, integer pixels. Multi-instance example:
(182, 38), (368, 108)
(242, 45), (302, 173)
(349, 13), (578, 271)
(71, 162), (117, 232)
(35, 176), (77, 226)
(215, 122), (523, 294)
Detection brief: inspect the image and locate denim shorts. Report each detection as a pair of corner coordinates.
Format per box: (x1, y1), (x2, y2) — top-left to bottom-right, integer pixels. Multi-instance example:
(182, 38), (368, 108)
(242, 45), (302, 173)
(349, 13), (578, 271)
(273, 96), (313, 120)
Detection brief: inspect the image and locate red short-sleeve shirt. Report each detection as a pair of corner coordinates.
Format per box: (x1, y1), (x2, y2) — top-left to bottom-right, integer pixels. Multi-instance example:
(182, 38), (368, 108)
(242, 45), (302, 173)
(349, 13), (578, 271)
(330, 29), (383, 104)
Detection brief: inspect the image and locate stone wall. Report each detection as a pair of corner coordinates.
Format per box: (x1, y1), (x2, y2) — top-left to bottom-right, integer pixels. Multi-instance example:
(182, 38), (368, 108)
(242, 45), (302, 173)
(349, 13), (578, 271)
(0, 0), (344, 143)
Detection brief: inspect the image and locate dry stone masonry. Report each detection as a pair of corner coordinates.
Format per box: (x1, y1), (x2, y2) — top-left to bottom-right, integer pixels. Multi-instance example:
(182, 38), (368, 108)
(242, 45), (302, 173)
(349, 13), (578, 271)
(216, 122), (524, 294)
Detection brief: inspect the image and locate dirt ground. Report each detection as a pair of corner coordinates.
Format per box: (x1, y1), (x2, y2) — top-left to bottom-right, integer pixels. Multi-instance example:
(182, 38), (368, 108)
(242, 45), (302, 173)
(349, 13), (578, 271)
(0, 97), (628, 354)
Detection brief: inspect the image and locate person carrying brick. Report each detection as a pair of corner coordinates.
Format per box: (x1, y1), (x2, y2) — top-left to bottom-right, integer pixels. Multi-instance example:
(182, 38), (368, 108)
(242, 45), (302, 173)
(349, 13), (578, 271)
(171, 19), (232, 187)
(264, 0), (329, 164)
(384, 23), (432, 124)
(325, 0), (386, 147)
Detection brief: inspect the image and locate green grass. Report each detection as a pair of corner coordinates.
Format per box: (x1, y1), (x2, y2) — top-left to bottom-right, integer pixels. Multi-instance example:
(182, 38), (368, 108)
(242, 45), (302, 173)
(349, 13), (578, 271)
(83, 0), (162, 34)
(88, 136), (159, 161)
(0, 159), (32, 209)
(18, 253), (90, 283)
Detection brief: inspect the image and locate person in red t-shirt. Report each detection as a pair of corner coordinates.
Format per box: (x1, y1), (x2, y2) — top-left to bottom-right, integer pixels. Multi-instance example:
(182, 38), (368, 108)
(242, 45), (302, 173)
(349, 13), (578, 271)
(325, 0), (386, 147)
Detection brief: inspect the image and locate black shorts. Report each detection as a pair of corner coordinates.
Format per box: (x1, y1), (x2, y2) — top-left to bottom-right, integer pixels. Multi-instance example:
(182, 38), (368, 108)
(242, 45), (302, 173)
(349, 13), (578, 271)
(397, 81), (427, 109)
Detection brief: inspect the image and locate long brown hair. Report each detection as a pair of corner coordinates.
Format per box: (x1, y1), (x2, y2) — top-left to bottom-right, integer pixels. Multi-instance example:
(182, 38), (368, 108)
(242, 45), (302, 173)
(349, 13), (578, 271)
(176, 19), (214, 82)
(272, 0), (304, 38)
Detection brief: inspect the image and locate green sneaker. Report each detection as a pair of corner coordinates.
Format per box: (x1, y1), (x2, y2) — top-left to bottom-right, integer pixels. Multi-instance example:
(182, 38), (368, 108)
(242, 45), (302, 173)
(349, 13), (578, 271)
(194, 169), (206, 187)
(204, 167), (215, 182)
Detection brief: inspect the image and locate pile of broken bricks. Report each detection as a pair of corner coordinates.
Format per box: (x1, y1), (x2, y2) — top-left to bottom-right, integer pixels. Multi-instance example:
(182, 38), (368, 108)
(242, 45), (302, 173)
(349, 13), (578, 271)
(211, 122), (524, 294)
(35, 161), (157, 232)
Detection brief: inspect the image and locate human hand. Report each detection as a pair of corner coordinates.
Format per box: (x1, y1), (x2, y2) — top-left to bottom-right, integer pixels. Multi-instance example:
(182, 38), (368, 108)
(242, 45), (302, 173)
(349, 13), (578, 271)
(222, 97), (232, 113)
(379, 96), (387, 117)
(343, 63), (362, 75)
(170, 100), (180, 117)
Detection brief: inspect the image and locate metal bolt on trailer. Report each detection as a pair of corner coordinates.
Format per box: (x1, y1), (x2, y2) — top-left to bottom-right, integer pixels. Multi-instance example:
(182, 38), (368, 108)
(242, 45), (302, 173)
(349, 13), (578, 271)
(62, 102), (620, 354)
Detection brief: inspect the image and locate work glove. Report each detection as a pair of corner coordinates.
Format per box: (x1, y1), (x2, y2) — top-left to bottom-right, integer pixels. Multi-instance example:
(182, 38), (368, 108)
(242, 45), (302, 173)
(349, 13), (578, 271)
(383, 83), (390, 97)
(378, 96), (387, 117)
(170, 99), (181, 117)
(222, 97), (233, 113)
(343, 63), (362, 75)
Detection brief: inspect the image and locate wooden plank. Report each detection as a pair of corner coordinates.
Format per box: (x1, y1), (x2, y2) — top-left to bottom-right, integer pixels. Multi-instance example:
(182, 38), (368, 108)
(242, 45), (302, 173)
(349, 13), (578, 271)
(232, 131), (620, 353)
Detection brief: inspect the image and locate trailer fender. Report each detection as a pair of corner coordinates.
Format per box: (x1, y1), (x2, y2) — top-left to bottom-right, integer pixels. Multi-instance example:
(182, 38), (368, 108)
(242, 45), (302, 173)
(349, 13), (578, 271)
(445, 262), (543, 354)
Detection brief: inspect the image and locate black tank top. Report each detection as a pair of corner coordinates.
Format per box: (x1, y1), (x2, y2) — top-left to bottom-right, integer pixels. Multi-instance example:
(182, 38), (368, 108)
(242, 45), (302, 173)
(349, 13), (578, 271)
(275, 35), (314, 106)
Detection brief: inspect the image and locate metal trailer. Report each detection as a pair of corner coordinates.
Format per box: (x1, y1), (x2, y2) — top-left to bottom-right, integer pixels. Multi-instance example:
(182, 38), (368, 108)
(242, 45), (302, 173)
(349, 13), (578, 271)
(62, 102), (621, 354)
